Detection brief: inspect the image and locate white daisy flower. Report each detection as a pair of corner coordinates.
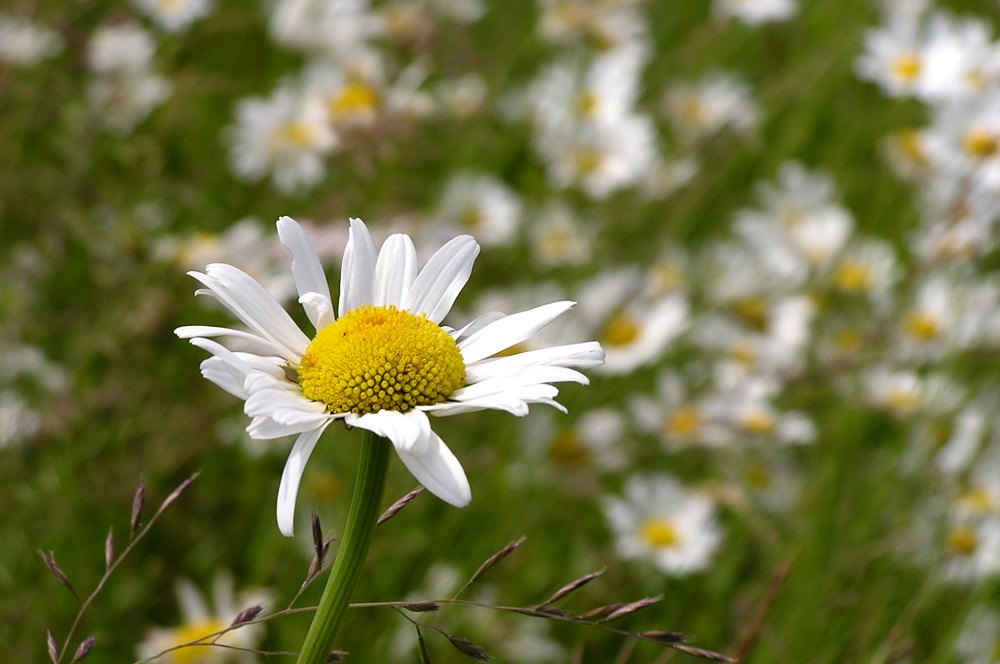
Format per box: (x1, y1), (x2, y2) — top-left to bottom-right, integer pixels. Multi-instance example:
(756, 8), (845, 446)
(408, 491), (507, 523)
(176, 217), (604, 536)
(136, 573), (271, 663)
(603, 474), (723, 576)
(132, 0), (214, 33)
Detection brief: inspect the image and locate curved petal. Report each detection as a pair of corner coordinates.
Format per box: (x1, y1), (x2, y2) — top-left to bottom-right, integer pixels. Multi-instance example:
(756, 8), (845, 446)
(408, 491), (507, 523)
(373, 234), (418, 308)
(299, 291), (335, 330)
(277, 216), (331, 329)
(276, 424), (329, 537)
(344, 409), (423, 453)
(190, 264), (310, 361)
(338, 218), (378, 317)
(458, 301), (575, 363)
(404, 235), (479, 323)
(395, 428), (471, 507)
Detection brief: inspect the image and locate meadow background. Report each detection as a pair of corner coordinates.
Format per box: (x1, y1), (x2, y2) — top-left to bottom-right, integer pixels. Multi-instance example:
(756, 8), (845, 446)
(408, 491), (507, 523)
(3, 0), (1000, 662)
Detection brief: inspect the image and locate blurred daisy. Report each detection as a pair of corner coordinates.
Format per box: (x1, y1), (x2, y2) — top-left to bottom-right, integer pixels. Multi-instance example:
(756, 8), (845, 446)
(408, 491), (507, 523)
(663, 73), (759, 144)
(433, 172), (522, 247)
(954, 605), (1000, 664)
(529, 201), (593, 269)
(714, 0), (796, 25)
(132, 0), (213, 33)
(0, 13), (63, 67)
(177, 217), (604, 535)
(603, 474), (722, 575)
(136, 574), (271, 663)
(226, 85), (337, 194)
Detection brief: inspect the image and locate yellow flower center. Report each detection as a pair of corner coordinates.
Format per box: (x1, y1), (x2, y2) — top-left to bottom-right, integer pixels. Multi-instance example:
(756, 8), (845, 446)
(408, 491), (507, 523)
(547, 431), (590, 466)
(297, 305), (466, 415)
(276, 121), (315, 148)
(963, 128), (999, 158)
(947, 526), (978, 556)
(890, 129), (926, 165)
(329, 81), (379, 119)
(640, 518), (680, 549)
(577, 90), (600, 117)
(601, 313), (640, 347)
(902, 310), (939, 341)
(167, 619), (226, 664)
(891, 53), (922, 83)
(959, 488), (996, 514)
(734, 298), (769, 332)
(833, 261), (872, 292)
(739, 409), (775, 435)
(572, 148), (604, 175)
(664, 405), (701, 438)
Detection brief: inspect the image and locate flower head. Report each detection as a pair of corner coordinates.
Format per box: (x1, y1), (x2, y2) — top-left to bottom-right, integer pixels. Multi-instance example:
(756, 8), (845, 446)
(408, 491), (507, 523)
(177, 217), (604, 535)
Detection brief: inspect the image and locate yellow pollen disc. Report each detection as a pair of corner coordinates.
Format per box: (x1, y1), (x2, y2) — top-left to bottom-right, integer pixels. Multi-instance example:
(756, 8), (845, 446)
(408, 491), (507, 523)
(947, 526), (978, 556)
(677, 97), (706, 126)
(833, 261), (872, 292)
(459, 206), (484, 230)
(902, 310), (939, 341)
(168, 619), (226, 664)
(664, 406), (701, 438)
(601, 313), (640, 347)
(572, 148), (604, 175)
(640, 518), (680, 549)
(329, 81), (379, 119)
(547, 431), (590, 466)
(885, 388), (920, 412)
(892, 53), (922, 83)
(734, 298), (769, 332)
(297, 305), (466, 415)
(959, 488), (995, 514)
(891, 129), (926, 165)
(834, 328), (863, 354)
(577, 90), (600, 117)
(739, 410), (775, 435)
(963, 128), (999, 158)
(277, 121), (315, 148)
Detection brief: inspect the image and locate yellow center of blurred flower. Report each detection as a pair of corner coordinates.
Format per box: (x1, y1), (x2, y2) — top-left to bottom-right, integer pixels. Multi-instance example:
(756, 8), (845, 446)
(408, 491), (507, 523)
(962, 128), (999, 158)
(578, 90), (600, 117)
(298, 305), (465, 415)
(547, 431), (590, 466)
(277, 121), (316, 148)
(833, 261), (872, 292)
(664, 406), (701, 438)
(459, 207), (484, 230)
(959, 488), (995, 514)
(676, 97), (706, 127)
(884, 387), (920, 412)
(891, 53), (922, 83)
(891, 129), (926, 165)
(834, 328), (863, 354)
(739, 410), (775, 435)
(601, 313), (640, 347)
(329, 82), (379, 119)
(157, 0), (183, 14)
(902, 311), (939, 341)
(168, 619), (226, 664)
(734, 298), (769, 332)
(947, 526), (978, 556)
(640, 518), (679, 549)
(572, 148), (604, 175)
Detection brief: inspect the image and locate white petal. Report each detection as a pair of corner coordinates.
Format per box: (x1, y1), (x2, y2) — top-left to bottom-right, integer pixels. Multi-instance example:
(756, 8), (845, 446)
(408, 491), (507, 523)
(465, 342), (605, 383)
(190, 264), (309, 361)
(449, 311), (505, 341)
(404, 235), (479, 323)
(338, 218), (378, 316)
(458, 301), (575, 363)
(299, 291), (335, 330)
(277, 216), (332, 329)
(175, 325), (275, 355)
(277, 425), (329, 537)
(345, 409), (423, 453)
(394, 428), (471, 507)
(373, 234), (418, 308)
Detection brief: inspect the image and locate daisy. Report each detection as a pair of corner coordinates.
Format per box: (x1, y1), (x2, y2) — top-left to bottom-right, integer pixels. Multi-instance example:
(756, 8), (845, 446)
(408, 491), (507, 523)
(136, 573), (271, 663)
(602, 474), (723, 576)
(176, 217), (604, 536)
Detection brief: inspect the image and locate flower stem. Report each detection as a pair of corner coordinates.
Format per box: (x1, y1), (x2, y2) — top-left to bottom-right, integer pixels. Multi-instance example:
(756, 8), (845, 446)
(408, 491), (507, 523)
(296, 430), (391, 664)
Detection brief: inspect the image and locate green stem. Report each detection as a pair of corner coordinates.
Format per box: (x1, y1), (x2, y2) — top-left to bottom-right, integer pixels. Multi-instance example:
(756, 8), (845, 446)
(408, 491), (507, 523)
(296, 430), (391, 664)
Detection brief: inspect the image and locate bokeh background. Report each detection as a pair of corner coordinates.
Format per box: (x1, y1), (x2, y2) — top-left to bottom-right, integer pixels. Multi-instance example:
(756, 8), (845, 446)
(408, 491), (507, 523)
(3, 0), (1000, 662)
